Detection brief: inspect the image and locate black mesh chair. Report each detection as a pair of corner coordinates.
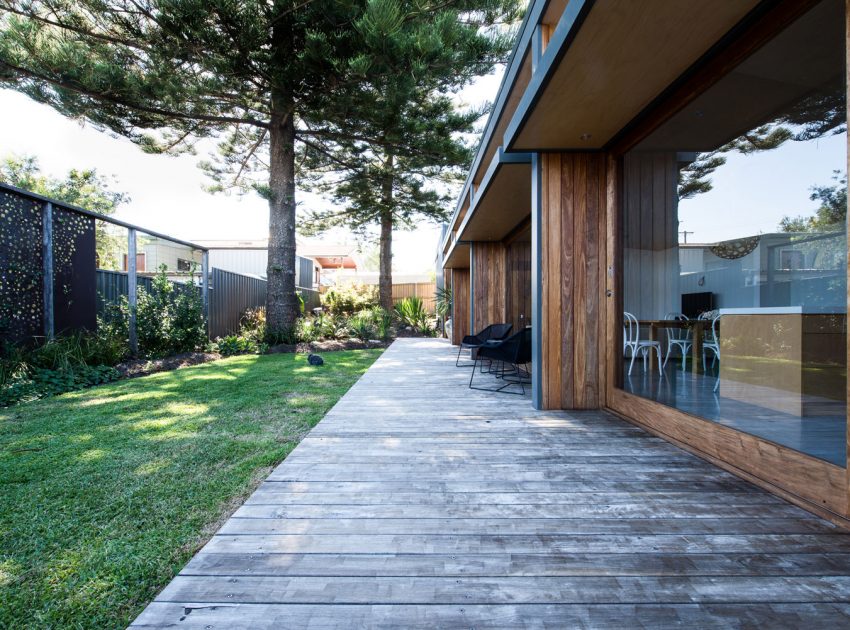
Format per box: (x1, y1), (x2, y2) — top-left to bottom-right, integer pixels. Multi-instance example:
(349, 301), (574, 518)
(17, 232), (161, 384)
(456, 323), (513, 367)
(469, 327), (532, 395)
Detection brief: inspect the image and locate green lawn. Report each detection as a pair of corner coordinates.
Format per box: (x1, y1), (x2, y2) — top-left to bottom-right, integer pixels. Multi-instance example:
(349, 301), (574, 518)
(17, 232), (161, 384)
(0, 350), (381, 629)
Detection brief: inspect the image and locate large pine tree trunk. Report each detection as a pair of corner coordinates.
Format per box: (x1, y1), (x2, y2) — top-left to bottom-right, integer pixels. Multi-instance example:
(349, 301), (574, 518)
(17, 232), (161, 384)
(378, 154), (394, 312)
(266, 104), (300, 336)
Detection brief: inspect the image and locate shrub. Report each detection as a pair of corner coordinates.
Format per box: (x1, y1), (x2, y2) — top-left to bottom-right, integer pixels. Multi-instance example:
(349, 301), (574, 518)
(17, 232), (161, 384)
(239, 307), (266, 342)
(1, 329), (127, 407)
(214, 334), (258, 357)
(0, 362), (120, 407)
(394, 296), (430, 331)
(435, 286), (452, 319)
(348, 310), (376, 341)
(102, 265), (207, 358)
(370, 306), (393, 340)
(321, 283), (378, 315)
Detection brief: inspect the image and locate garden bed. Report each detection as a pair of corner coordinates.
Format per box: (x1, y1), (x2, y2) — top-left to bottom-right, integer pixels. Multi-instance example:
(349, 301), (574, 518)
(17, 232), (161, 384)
(114, 351), (222, 379)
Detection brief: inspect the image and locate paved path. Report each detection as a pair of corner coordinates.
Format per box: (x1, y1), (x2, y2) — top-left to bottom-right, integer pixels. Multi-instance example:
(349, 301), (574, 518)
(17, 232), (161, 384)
(132, 338), (850, 628)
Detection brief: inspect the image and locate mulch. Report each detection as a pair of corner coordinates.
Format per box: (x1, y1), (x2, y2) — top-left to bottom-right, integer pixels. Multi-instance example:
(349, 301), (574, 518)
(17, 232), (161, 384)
(114, 352), (222, 379)
(114, 337), (406, 380)
(267, 339), (392, 354)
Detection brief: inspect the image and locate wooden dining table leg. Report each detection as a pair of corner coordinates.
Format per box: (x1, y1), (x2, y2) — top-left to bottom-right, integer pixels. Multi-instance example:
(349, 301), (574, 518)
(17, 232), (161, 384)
(648, 323), (658, 371)
(691, 323), (703, 374)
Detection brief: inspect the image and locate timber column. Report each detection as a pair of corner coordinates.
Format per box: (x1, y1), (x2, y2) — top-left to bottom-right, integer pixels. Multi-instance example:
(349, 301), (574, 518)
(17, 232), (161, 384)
(537, 153), (607, 409)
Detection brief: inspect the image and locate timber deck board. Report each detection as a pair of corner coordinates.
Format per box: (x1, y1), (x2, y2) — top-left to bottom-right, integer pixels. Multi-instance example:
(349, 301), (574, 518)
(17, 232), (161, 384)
(131, 338), (850, 629)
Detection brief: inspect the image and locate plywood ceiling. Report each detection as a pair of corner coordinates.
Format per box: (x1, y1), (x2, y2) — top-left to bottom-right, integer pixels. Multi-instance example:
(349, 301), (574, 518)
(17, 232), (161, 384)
(461, 163), (532, 242)
(510, 0), (761, 150)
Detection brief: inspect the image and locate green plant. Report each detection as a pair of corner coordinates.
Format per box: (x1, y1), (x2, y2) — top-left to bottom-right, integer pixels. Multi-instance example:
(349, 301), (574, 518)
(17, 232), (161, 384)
(435, 286), (453, 319)
(103, 265), (207, 358)
(214, 334), (258, 357)
(0, 363), (120, 407)
(370, 306), (393, 340)
(394, 296), (430, 331)
(321, 283), (379, 315)
(349, 310), (376, 341)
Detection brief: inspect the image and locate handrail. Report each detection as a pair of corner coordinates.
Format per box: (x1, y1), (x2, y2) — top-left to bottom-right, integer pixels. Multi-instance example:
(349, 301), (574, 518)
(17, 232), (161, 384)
(0, 181), (208, 251)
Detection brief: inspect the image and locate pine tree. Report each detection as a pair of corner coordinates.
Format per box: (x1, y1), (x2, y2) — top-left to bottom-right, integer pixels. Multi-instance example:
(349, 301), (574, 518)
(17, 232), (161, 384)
(297, 0), (519, 310)
(0, 0), (384, 334)
(678, 82), (846, 200)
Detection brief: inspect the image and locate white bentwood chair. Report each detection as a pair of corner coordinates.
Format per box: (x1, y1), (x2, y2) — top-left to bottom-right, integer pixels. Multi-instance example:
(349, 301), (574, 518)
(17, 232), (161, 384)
(662, 312), (692, 371)
(699, 310), (721, 393)
(623, 312), (662, 376)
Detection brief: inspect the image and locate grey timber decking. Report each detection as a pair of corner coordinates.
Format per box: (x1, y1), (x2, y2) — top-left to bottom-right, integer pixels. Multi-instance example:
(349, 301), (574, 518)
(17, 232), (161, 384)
(131, 338), (850, 629)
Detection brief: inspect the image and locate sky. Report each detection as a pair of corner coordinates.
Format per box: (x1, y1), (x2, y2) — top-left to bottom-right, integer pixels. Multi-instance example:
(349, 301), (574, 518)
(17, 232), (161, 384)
(679, 132), (847, 244)
(0, 72), (500, 273)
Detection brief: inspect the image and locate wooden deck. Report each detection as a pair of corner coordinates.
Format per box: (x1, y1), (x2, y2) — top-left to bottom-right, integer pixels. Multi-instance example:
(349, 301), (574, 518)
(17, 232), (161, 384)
(132, 338), (850, 628)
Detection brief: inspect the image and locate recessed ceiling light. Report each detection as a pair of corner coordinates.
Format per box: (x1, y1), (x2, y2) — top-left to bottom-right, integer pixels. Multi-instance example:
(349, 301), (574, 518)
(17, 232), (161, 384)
(579, 133), (592, 141)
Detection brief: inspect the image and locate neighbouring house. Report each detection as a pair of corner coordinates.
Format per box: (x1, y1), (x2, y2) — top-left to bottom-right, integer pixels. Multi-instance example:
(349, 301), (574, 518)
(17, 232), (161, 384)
(439, 0), (850, 525)
(193, 239), (341, 290)
(131, 236), (204, 278)
(294, 242), (359, 287)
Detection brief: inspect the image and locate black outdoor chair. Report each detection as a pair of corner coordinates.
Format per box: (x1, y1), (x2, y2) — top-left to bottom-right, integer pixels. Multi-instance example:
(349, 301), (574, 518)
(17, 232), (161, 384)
(469, 327), (532, 395)
(456, 323), (513, 367)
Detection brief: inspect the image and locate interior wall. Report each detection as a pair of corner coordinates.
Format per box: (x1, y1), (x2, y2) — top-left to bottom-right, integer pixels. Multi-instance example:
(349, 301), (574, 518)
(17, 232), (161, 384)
(622, 151), (680, 320)
(450, 268), (471, 345)
(540, 153), (607, 410)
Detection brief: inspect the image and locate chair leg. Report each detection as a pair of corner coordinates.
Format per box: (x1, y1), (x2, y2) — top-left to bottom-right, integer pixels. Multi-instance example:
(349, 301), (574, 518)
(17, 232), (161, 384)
(628, 348), (637, 376)
(468, 355), (480, 388)
(655, 346), (661, 372)
(663, 342), (670, 368)
(456, 343), (464, 367)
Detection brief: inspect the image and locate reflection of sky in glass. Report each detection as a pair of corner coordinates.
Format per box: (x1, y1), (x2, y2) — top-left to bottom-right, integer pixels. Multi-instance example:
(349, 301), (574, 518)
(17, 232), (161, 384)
(678, 131), (846, 244)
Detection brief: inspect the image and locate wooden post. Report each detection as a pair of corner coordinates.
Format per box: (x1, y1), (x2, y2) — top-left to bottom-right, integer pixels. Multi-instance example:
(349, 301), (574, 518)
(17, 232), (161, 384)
(128, 227), (138, 356)
(42, 201), (54, 340)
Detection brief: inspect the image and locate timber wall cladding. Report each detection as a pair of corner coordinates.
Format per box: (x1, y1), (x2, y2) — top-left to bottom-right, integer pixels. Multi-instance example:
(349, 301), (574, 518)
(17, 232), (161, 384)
(471, 242), (507, 332)
(541, 153), (607, 410)
(505, 239), (532, 333)
(450, 268), (471, 345)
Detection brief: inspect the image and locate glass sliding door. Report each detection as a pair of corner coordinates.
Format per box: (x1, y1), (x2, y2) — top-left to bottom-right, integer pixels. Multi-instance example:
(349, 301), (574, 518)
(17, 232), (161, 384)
(619, 0), (847, 466)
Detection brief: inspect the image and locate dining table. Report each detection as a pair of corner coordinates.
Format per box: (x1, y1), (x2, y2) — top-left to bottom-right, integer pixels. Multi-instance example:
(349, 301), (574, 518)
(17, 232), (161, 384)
(639, 318), (707, 374)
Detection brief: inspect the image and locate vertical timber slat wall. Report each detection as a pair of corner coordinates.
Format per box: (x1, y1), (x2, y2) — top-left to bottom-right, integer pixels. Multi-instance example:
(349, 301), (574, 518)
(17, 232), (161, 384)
(505, 239), (532, 333)
(471, 242), (507, 332)
(450, 268), (471, 345)
(541, 153), (607, 409)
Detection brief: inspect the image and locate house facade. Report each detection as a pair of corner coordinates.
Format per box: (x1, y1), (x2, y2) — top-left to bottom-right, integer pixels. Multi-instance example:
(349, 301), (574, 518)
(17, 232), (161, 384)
(441, 0), (850, 524)
(193, 239), (327, 289)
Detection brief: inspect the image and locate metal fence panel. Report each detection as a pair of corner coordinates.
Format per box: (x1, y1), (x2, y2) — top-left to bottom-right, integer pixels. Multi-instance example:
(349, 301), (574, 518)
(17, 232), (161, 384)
(208, 268), (267, 338)
(296, 255), (314, 289)
(300, 287), (321, 313)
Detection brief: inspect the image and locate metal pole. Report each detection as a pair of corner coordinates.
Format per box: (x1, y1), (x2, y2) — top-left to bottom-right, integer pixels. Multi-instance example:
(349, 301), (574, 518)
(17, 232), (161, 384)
(201, 250), (209, 336)
(42, 201), (54, 340)
(469, 242), (475, 334)
(128, 227), (138, 356)
(530, 153), (543, 410)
